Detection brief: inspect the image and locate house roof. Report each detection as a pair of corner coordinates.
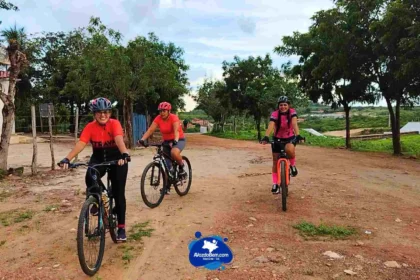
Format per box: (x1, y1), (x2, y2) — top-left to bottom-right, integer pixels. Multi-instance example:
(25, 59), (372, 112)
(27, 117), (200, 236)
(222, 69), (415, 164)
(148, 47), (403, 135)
(401, 122), (420, 133)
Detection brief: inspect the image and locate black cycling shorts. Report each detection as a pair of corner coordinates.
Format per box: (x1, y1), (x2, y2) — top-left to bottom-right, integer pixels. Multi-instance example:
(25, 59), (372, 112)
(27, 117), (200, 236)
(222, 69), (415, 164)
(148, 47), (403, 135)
(271, 136), (296, 153)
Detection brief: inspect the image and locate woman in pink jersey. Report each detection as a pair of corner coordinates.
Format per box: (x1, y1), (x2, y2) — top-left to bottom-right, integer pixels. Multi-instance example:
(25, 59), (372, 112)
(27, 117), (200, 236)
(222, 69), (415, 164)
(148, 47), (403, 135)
(261, 96), (304, 194)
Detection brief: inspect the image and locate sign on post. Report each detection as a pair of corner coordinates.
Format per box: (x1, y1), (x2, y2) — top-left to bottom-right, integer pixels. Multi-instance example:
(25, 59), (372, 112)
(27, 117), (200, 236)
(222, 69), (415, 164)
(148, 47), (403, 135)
(39, 103), (55, 118)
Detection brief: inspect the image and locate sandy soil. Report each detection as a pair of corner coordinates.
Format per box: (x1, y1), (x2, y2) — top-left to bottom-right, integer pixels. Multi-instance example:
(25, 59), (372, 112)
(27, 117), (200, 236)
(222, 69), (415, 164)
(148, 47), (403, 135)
(0, 134), (419, 280)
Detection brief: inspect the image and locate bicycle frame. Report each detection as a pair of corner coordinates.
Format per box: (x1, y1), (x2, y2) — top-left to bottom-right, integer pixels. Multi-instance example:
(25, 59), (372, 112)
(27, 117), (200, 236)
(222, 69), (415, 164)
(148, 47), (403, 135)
(69, 161), (119, 233)
(150, 143), (180, 183)
(276, 146), (291, 186)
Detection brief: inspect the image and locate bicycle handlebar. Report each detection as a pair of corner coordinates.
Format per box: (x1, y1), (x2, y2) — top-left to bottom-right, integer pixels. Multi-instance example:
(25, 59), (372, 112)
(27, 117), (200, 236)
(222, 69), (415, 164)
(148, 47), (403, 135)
(57, 160), (120, 169)
(259, 136), (306, 145)
(137, 140), (171, 148)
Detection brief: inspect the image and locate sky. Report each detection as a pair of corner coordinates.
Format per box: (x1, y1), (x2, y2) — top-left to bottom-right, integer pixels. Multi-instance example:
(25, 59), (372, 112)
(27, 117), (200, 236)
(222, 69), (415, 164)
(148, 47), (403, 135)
(2, 0), (388, 111)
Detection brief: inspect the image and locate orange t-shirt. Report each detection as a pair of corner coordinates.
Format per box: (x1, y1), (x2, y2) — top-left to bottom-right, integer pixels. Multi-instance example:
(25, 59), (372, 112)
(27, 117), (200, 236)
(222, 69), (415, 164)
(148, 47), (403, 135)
(153, 113), (185, 141)
(79, 119), (124, 161)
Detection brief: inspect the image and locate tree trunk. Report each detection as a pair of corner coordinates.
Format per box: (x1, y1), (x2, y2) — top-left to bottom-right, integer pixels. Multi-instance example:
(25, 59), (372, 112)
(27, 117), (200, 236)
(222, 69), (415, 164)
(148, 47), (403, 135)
(69, 99), (75, 133)
(343, 103), (351, 149)
(233, 115), (236, 133)
(123, 98), (133, 148)
(394, 97), (402, 155)
(0, 42), (27, 170)
(256, 117), (262, 140)
(0, 102), (14, 170)
(385, 97), (402, 155)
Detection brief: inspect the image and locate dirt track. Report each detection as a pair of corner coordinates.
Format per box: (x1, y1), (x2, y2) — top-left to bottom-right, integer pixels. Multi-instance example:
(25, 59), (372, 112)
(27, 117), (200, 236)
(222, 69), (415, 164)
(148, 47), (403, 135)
(0, 134), (419, 280)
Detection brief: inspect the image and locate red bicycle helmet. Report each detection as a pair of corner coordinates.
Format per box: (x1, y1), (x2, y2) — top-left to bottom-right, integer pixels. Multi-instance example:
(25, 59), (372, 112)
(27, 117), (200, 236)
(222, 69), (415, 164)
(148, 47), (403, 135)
(158, 102), (172, 111)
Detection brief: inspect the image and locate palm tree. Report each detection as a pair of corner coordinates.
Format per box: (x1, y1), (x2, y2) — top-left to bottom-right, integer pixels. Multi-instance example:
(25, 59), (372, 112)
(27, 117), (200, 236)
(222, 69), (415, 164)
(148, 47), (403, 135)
(1, 24), (26, 50)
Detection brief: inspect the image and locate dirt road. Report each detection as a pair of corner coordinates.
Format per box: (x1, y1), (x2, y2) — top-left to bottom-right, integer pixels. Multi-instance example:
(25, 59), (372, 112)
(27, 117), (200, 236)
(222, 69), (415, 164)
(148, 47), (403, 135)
(0, 134), (419, 280)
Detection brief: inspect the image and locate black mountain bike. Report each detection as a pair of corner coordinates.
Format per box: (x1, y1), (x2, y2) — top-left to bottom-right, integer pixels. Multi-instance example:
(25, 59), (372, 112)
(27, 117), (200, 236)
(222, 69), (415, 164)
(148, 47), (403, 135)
(139, 141), (192, 208)
(65, 161), (121, 276)
(260, 137), (305, 211)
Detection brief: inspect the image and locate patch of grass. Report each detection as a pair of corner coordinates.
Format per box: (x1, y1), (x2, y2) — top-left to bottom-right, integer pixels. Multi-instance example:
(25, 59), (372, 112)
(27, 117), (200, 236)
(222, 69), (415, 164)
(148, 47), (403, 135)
(18, 224), (31, 233)
(300, 115), (388, 132)
(301, 132), (420, 157)
(44, 205), (59, 212)
(0, 190), (12, 202)
(300, 131), (346, 148)
(121, 245), (135, 263)
(0, 209), (35, 226)
(186, 127), (200, 133)
(293, 221), (356, 239)
(128, 221), (154, 241)
(14, 211), (34, 223)
(34, 220), (41, 231)
(352, 135), (420, 157)
(209, 125), (420, 157)
(34, 194), (42, 203)
(300, 108), (420, 132)
(359, 127), (389, 135)
(304, 269), (314, 276)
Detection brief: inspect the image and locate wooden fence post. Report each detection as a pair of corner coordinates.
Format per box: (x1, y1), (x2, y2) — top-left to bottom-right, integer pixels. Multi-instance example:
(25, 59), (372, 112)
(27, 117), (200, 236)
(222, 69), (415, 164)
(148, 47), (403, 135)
(74, 107), (79, 161)
(31, 105), (37, 175)
(48, 104), (55, 170)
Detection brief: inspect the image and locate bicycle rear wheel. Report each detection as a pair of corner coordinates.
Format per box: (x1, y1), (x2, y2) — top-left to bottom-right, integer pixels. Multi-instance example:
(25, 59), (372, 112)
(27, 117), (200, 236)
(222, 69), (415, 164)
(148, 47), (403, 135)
(280, 161), (287, 212)
(140, 162), (167, 208)
(174, 156), (192, 196)
(77, 196), (105, 276)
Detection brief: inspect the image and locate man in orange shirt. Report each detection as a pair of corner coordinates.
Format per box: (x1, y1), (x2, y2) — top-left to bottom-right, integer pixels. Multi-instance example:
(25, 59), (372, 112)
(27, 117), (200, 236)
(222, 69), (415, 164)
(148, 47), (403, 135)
(138, 102), (187, 179)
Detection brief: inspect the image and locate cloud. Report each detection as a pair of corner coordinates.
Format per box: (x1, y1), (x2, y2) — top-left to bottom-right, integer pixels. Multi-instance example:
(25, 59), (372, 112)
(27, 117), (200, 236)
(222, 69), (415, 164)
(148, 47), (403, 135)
(238, 16), (256, 34)
(122, 0), (160, 24)
(2, 0), (337, 111)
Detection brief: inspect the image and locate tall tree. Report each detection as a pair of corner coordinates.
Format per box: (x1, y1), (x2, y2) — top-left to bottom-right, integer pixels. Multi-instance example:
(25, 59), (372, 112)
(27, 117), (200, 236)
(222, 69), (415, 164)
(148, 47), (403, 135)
(222, 54), (279, 139)
(276, 7), (377, 148)
(369, 0), (420, 154)
(0, 26), (28, 169)
(194, 79), (229, 131)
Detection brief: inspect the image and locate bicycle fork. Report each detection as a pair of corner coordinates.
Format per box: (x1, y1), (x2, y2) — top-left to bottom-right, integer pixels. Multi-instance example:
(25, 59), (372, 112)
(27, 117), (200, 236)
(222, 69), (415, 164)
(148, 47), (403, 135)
(276, 158), (290, 186)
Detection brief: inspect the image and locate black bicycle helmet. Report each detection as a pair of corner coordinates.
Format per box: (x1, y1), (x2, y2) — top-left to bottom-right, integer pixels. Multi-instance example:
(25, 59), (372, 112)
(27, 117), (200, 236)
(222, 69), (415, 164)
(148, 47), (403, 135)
(89, 97), (112, 112)
(277, 96), (289, 104)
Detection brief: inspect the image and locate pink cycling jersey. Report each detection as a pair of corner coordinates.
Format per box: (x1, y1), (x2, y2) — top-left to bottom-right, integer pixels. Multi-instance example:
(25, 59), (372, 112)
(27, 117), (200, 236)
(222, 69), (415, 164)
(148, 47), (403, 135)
(270, 108), (298, 139)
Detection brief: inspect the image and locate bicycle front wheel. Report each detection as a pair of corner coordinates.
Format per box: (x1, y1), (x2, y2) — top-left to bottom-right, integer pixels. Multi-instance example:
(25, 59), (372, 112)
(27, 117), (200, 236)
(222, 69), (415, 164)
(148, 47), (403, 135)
(174, 156), (192, 196)
(140, 162), (167, 208)
(108, 197), (118, 244)
(280, 161), (287, 212)
(77, 196), (105, 276)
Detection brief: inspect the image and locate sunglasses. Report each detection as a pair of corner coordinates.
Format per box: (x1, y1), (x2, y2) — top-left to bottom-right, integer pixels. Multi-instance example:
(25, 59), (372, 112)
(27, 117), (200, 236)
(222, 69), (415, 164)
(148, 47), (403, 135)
(159, 110), (168, 113)
(279, 104), (289, 107)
